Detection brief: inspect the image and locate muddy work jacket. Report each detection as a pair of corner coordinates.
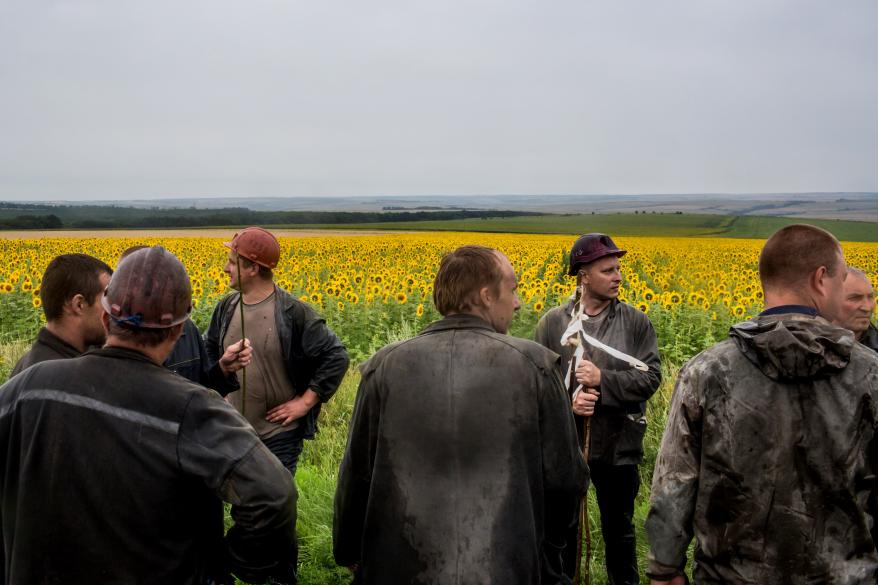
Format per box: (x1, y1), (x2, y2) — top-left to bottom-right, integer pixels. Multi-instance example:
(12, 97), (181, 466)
(334, 314), (588, 584)
(0, 347), (296, 585)
(205, 286), (349, 439)
(535, 299), (662, 464)
(647, 314), (878, 584)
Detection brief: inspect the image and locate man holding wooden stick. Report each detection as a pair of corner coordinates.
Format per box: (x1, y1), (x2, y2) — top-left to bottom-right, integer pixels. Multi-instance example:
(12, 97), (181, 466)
(536, 233), (662, 584)
(206, 227), (349, 585)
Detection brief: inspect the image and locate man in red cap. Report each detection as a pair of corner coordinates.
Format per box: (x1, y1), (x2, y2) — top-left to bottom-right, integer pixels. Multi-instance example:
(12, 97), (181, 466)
(535, 233), (661, 584)
(205, 227), (349, 584)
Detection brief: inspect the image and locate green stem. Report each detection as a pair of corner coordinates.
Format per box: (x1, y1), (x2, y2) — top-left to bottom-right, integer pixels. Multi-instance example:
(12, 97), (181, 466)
(236, 255), (247, 417)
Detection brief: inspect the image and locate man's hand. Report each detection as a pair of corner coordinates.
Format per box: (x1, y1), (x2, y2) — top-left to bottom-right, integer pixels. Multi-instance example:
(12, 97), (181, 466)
(575, 359), (602, 388)
(266, 389), (320, 426)
(572, 387), (599, 416)
(219, 338), (252, 375)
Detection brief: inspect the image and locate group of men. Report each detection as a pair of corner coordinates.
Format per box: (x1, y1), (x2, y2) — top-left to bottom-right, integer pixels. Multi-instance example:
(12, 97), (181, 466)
(2, 229), (349, 585)
(0, 223), (876, 584)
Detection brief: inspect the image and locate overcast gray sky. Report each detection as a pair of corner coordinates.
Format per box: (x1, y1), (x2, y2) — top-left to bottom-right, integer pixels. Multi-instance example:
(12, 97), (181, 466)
(1, 0), (876, 200)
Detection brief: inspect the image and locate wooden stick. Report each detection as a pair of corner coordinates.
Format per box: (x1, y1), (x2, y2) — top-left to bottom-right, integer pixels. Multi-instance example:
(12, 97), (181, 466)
(236, 254), (247, 417)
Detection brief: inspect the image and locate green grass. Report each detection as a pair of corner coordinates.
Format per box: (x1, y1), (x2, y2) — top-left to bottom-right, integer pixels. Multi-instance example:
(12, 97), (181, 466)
(267, 213), (878, 242)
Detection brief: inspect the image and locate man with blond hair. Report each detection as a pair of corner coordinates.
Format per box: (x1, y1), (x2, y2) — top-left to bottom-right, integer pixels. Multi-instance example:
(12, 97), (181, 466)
(334, 245), (587, 584)
(646, 225), (878, 584)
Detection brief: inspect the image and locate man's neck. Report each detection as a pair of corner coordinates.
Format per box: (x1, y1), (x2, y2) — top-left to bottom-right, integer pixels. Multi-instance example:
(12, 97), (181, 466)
(45, 320), (85, 353)
(104, 337), (174, 365)
(762, 291), (816, 313)
(581, 296), (611, 317)
(241, 280), (276, 304)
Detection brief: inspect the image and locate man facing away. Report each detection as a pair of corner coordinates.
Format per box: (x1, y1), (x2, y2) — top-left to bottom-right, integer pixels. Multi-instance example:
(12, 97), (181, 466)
(118, 245), (251, 392)
(334, 245), (587, 584)
(0, 246), (296, 584)
(833, 267), (878, 352)
(535, 233), (662, 584)
(11, 253), (112, 376)
(646, 224), (878, 584)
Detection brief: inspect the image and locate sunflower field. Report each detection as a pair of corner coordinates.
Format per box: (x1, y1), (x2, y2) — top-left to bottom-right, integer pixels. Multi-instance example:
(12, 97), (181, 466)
(0, 233), (878, 363)
(1, 231), (877, 584)
(0, 232), (875, 368)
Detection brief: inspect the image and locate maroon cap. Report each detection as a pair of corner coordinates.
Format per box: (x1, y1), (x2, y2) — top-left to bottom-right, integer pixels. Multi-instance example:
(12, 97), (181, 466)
(224, 227), (281, 269)
(102, 246), (192, 329)
(567, 233), (626, 275)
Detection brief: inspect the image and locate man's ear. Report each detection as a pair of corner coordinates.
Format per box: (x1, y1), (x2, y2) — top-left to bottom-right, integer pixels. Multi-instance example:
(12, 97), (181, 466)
(810, 265), (830, 298)
(477, 285), (493, 308)
(67, 293), (87, 317)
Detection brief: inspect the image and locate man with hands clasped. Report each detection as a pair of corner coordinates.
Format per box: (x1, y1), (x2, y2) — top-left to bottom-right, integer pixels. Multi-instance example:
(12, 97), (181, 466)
(536, 233), (662, 584)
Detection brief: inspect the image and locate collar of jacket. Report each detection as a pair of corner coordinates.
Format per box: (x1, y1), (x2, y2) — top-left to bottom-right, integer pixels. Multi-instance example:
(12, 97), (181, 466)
(420, 313), (497, 334)
(37, 327), (81, 359)
(86, 345), (169, 368)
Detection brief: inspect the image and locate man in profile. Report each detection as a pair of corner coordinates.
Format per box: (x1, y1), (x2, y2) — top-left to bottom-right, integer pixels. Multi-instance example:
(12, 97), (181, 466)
(0, 247), (296, 584)
(12, 253), (112, 376)
(536, 233), (661, 584)
(334, 245), (587, 584)
(206, 227), (349, 585)
(646, 225), (878, 584)
(833, 267), (877, 352)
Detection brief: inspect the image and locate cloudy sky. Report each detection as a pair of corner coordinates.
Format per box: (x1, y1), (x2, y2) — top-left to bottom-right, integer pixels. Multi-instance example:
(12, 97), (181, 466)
(1, 0), (876, 200)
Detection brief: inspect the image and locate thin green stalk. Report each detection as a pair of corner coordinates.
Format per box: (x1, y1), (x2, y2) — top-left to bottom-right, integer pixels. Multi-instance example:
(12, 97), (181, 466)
(237, 255), (247, 417)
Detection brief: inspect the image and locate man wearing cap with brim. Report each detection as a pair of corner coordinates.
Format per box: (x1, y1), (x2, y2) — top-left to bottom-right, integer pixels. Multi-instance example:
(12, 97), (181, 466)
(205, 227), (349, 584)
(535, 233), (661, 584)
(0, 246), (296, 584)
(117, 245), (252, 392)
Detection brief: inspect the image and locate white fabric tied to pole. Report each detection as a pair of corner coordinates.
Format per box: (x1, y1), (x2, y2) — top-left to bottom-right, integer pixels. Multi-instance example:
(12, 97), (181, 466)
(561, 303), (649, 399)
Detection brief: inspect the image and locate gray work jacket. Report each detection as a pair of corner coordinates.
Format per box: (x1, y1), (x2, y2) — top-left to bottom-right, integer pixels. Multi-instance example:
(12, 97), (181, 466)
(535, 299), (662, 464)
(334, 314), (588, 584)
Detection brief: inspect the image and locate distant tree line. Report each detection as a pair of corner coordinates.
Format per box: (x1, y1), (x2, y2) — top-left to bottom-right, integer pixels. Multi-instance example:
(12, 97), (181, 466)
(0, 215), (63, 229)
(0, 203), (541, 230)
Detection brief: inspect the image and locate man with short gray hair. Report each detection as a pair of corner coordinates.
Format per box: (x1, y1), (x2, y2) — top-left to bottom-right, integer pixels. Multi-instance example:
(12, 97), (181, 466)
(334, 245), (587, 584)
(833, 267), (878, 352)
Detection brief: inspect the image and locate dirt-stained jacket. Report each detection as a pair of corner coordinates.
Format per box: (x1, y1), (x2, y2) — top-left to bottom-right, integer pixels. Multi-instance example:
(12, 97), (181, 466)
(0, 347), (296, 585)
(646, 313), (878, 584)
(333, 314), (588, 584)
(205, 285), (350, 439)
(535, 299), (662, 464)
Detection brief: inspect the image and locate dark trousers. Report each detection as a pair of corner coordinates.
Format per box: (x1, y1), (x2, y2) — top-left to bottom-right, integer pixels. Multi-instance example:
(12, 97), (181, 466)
(263, 428), (305, 475)
(262, 430), (305, 585)
(562, 462), (640, 585)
